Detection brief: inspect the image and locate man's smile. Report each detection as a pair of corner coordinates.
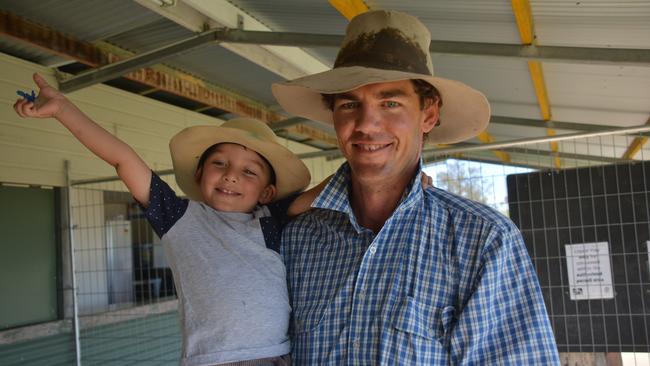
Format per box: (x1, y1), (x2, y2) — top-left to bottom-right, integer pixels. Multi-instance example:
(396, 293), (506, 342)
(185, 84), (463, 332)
(352, 142), (391, 152)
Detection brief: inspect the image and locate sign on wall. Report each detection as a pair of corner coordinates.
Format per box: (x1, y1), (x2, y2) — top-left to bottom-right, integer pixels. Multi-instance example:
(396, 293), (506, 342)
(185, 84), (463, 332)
(565, 242), (613, 300)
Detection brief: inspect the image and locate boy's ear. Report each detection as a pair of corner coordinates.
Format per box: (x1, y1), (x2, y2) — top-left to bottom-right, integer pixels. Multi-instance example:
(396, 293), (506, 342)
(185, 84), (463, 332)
(194, 166), (203, 183)
(258, 184), (277, 205)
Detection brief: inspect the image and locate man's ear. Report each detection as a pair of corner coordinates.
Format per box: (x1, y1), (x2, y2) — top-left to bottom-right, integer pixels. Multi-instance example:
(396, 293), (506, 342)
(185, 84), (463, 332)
(258, 184), (278, 205)
(421, 97), (440, 134)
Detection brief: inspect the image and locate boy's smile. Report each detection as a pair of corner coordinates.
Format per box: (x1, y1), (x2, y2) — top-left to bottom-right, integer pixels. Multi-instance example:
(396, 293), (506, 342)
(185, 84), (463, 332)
(195, 143), (276, 213)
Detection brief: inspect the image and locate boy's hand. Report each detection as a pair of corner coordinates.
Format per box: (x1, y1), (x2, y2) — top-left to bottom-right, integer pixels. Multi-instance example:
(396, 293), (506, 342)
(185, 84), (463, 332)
(13, 73), (68, 119)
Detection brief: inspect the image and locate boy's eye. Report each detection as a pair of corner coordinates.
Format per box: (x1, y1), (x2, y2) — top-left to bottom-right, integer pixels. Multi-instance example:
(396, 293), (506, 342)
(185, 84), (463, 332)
(243, 169), (258, 176)
(212, 160), (226, 167)
(383, 101), (400, 108)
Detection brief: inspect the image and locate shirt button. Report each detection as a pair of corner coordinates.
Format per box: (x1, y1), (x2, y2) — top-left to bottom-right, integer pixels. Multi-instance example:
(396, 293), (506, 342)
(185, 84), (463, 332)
(369, 245), (377, 254)
(353, 339), (360, 349)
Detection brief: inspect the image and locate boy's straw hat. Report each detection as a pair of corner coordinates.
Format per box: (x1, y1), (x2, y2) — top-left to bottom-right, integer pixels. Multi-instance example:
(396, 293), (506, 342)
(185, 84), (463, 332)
(272, 10), (490, 144)
(170, 118), (311, 202)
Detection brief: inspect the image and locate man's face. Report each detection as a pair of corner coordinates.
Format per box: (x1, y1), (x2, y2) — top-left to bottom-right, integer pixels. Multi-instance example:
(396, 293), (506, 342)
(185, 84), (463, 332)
(195, 143), (276, 213)
(331, 80), (438, 183)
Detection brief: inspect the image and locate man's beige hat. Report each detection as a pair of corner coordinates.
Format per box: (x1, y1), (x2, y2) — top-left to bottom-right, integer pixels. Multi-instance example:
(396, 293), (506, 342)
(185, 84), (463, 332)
(169, 118), (311, 202)
(272, 10), (490, 144)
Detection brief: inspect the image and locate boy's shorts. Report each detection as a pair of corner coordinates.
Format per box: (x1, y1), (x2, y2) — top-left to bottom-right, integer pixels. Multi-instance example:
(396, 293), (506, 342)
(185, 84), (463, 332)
(216, 354), (291, 366)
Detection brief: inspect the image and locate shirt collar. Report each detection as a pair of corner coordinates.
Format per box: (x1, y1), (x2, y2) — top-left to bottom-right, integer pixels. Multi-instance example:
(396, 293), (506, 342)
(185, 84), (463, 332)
(312, 160), (425, 231)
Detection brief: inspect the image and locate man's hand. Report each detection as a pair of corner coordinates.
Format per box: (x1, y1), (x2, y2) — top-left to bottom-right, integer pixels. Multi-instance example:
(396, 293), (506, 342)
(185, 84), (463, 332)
(13, 73), (69, 119)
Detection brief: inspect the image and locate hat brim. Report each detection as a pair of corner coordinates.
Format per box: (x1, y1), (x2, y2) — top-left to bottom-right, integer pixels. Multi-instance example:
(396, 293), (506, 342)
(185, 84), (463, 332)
(170, 125), (311, 202)
(272, 66), (490, 144)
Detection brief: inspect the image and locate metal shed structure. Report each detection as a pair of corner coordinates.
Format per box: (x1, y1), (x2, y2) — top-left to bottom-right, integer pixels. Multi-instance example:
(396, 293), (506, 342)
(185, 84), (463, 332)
(0, 0), (649, 365)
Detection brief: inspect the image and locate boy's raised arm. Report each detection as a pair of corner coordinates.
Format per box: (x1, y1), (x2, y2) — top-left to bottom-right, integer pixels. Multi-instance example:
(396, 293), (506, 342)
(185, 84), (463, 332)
(13, 73), (152, 207)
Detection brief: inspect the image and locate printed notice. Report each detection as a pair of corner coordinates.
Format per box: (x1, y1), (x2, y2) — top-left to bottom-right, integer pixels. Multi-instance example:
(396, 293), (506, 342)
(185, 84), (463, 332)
(565, 242), (614, 300)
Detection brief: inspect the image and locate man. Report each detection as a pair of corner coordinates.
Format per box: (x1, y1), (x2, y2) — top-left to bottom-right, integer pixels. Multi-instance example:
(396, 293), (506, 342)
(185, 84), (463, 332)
(273, 10), (560, 365)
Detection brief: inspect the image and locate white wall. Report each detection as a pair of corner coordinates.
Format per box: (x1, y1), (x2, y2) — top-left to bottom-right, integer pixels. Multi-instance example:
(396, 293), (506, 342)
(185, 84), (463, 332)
(0, 52), (339, 189)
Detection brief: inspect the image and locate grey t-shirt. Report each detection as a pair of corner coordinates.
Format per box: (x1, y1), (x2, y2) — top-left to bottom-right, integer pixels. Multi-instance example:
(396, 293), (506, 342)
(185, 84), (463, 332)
(143, 173), (292, 366)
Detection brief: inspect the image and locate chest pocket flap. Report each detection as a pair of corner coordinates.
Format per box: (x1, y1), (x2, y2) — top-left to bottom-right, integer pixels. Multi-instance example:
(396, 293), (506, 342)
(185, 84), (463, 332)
(392, 296), (455, 342)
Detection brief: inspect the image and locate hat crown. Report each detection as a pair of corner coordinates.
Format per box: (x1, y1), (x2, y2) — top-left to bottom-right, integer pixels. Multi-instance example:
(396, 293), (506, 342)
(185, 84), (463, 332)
(334, 10), (434, 76)
(220, 118), (277, 143)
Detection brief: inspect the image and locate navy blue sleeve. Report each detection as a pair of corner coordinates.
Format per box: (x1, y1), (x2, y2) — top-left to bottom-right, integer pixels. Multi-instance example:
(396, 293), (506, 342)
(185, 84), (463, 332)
(140, 172), (189, 238)
(265, 193), (299, 221)
(260, 194), (299, 253)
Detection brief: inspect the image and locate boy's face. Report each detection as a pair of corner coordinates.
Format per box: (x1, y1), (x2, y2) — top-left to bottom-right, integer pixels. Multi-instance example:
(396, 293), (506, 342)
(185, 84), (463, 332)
(195, 143), (277, 213)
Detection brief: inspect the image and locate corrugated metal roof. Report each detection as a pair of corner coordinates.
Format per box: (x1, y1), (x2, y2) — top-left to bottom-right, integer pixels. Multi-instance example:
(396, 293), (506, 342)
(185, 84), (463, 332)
(371, 0), (522, 43)
(0, 0), (648, 160)
(532, 0), (650, 48)
(0, 0), (162, 42)
(229, 0), (349, 34)
(105, 17), (194, 53)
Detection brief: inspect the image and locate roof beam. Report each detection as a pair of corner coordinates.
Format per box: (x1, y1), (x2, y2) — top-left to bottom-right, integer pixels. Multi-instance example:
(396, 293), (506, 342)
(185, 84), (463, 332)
(329, 0), (369, 20)
(201, 29), (650, 65)
(476, 131), (512, 163)
(59, 28), (222, 93)
(512, 0), (561, 168)
(37, 22), (650, 92)
(622, 116), (650, 160)
(0, 10), (336, 146)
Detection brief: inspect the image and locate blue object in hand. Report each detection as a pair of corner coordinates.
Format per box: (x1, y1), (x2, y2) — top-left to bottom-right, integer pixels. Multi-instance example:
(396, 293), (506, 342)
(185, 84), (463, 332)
(17, 90), (36, 102)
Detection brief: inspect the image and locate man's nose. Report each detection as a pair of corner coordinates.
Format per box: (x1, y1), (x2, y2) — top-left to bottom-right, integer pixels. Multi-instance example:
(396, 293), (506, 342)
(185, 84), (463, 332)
(354, 104), (381, 133)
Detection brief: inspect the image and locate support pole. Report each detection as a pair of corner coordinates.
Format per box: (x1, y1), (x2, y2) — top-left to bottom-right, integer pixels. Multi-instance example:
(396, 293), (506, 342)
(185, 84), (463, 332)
(65, 160), (82, 366)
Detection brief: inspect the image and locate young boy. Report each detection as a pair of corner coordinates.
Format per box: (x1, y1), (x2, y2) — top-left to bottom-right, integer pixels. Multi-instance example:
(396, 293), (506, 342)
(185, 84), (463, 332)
(14, 73), (316, 366)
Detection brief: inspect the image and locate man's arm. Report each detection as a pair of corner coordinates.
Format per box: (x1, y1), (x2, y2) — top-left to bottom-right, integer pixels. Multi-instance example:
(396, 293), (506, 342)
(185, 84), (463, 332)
(14, 73), (152, 206)
(450, 225), (560, 365)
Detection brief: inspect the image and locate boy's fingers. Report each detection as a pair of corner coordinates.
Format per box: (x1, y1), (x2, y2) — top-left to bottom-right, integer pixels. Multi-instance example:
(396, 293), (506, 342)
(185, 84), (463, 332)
(17, 101), (36, 118)
(13, 100), (27, 118)
(32, 73), (50, 90)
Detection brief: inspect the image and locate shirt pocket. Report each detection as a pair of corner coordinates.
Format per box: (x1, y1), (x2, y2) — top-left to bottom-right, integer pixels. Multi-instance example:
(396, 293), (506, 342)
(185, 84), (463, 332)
(392, 296), (455, 343)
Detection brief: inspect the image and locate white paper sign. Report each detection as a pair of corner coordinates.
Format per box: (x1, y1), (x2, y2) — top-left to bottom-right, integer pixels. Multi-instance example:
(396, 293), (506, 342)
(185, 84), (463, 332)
(565, 242), (614, 300)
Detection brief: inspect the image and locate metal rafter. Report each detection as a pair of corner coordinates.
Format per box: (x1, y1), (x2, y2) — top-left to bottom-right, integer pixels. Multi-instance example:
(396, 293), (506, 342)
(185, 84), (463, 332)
(329, 0), (369, 20)
(40, 30), (650, 93)
(622, 116), (650, 160)
(512, 0), (561, 168)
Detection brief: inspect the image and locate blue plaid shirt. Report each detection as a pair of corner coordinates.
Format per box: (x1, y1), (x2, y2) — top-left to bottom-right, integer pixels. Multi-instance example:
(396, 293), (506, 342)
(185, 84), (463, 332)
(282, 163), (559, 365)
